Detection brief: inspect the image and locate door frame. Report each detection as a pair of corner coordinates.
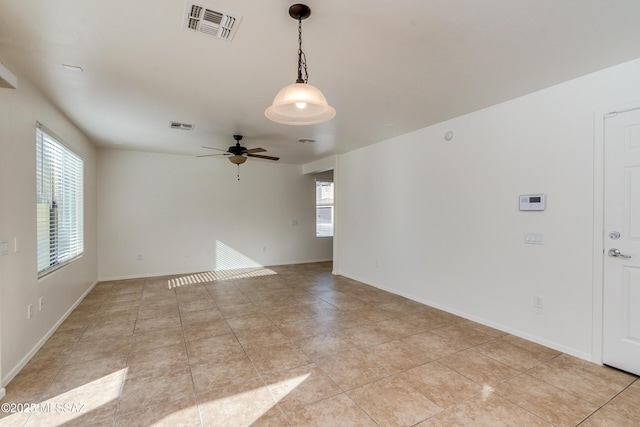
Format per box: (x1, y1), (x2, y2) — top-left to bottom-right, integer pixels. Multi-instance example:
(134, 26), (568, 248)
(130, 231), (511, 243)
(592, 102), (640, 365)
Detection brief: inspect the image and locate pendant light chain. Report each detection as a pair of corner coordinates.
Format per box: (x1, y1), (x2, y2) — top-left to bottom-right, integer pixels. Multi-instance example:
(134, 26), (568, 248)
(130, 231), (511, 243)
(297, 18), (308, 84)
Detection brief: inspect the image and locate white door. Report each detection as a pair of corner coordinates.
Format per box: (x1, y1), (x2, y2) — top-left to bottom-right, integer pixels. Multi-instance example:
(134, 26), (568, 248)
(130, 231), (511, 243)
(603, 108), (640, 376)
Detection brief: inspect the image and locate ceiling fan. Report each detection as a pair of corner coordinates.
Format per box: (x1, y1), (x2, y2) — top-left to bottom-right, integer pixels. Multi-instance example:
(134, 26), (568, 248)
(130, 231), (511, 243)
(198, 134), (279, 179)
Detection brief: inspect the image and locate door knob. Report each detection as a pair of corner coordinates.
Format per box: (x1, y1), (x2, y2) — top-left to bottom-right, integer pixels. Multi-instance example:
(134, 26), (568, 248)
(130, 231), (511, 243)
(608, 248), (632, 259)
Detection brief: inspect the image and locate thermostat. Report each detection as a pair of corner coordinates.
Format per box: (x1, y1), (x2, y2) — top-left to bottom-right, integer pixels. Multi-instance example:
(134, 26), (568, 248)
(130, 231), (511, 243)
(519, 194), (546, 211)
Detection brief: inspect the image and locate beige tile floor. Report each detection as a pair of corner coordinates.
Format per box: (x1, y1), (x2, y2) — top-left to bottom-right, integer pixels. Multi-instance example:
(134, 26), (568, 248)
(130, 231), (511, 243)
(1, 262), (638, 426)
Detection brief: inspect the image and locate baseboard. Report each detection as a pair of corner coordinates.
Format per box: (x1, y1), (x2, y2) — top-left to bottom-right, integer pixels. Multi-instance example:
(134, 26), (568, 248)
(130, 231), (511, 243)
(269, 258), (334, 268)
(338, 272), (593, 364)
(2, 280), (98, 388)
(98, 258), (335, 282)
(0, 387), (5, 400)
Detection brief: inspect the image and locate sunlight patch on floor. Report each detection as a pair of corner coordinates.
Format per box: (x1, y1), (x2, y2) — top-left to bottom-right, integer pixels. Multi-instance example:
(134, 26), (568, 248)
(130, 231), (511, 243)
(2, 370), (310, 426)
(2, 369), (126, 426)
(195, 373), (310, 425)
(168, 240), (278, 288)
(168, 267), (277, 288)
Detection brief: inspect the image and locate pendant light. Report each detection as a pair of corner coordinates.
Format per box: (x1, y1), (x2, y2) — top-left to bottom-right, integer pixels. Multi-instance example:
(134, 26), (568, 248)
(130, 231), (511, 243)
(265, 4), (335, 125)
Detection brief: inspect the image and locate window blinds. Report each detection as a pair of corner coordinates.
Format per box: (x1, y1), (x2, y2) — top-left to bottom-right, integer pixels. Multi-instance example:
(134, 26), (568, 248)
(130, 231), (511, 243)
(36, 124), (84, 276)
(315, 180), (334, 237)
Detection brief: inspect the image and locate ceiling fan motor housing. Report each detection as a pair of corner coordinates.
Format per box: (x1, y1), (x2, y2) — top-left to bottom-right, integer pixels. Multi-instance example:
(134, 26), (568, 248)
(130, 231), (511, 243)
(198, 134), (278, 164)
(229, 135), (246, 154)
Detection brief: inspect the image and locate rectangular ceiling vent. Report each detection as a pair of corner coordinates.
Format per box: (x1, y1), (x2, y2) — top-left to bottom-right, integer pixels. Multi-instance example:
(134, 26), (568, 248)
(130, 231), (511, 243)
(169, 121), (195, 131)
(183, 1), (241, 41)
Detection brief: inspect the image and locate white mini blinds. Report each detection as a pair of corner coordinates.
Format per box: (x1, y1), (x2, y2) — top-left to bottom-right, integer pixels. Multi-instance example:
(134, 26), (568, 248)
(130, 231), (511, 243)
(315, 180), (334, 238)
(36, 123), (84, 276)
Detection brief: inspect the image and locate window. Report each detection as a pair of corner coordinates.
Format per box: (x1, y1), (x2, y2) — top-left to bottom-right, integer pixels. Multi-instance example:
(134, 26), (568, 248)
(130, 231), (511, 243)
(316, 180), (334, 237)
(36, 123), (84, 276)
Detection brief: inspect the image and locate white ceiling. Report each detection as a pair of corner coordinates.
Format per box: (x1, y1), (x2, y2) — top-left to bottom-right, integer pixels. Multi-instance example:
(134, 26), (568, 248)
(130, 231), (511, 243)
(2, 0), (640, 164)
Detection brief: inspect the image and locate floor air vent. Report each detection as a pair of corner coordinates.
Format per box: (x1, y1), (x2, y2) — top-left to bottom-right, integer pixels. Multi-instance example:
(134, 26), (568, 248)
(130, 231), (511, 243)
(183, 1), (241, 41)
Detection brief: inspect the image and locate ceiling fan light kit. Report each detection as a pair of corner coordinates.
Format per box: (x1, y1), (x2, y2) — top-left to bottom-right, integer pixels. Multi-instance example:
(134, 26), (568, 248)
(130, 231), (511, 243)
(199, 134), (279, 180)
(229, 155), (247, 164)
(265, 4), (335, 126)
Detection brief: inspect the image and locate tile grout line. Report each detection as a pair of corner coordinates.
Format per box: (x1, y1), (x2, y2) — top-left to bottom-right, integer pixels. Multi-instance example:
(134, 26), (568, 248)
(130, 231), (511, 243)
(111, 279), (146, 426)
(575, 378), (640, 426)
(195, 274), (290, 425)
(27, 281), (117, 427)
(175, 277), (206, 427)
(7, 263), (639, 426)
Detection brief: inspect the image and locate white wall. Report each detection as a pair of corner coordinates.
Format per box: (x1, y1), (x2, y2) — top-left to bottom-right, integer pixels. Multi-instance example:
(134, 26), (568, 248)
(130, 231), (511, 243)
(302, 156), (337, 175)
(97, 149), (332, 280)
(0, 73), (98, 385)
(335, 58), (640, 361)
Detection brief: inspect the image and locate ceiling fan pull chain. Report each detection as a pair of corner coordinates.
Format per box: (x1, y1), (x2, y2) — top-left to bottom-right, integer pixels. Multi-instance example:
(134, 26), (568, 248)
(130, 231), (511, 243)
(237, 164), (240, 180)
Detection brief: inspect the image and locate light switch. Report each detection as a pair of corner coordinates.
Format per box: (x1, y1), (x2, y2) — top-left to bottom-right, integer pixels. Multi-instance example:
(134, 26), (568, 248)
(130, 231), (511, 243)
(0, 240), (8, 255)
(524, 232), (543, 245)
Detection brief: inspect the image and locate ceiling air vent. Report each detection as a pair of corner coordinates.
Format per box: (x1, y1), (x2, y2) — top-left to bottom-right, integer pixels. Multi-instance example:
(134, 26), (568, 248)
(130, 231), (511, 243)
(183, 1), (241, 41)
(169, 121), (195, 131)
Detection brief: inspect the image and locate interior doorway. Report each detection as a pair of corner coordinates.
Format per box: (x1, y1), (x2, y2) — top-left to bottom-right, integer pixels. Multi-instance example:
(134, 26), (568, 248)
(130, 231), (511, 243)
(313, 170), (334, 263)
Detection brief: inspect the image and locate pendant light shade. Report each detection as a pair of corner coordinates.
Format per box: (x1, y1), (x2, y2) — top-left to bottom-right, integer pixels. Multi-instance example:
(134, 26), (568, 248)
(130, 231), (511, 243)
(265, 82), (335, 125)
(265, 4), (335, 126)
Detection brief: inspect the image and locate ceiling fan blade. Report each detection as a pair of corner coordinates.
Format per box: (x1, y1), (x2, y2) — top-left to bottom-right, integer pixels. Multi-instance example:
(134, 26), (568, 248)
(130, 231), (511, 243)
(247, 153), (280, 161)
(201, 146), (228, 152)
(197, 153), (230, 158)
(244, 147), (267, 154)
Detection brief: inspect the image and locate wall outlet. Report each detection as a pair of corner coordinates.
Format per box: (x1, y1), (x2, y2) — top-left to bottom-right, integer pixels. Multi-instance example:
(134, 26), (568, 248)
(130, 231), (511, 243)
(534, 295), (543, 309)
(137, 254), (143, 261)
(27, 304), (33, 319)
(39, 297), (44, 311)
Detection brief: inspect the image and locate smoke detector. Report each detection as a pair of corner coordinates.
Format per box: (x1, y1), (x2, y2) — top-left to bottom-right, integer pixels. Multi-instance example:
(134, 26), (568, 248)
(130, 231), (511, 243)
(183, 1), (242, 41)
